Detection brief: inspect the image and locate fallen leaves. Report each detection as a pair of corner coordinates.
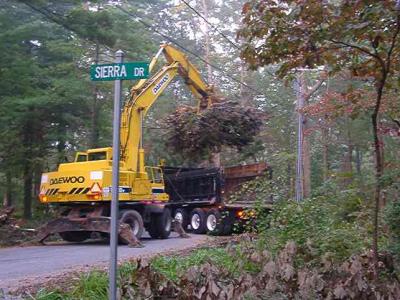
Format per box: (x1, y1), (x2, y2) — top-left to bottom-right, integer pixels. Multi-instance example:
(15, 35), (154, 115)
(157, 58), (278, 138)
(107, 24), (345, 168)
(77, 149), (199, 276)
(117, 240), (400, 299)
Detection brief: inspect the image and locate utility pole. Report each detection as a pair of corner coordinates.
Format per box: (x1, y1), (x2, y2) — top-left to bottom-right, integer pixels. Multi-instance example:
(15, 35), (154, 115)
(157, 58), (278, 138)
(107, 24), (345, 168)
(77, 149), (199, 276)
(294, 72), (304, 202)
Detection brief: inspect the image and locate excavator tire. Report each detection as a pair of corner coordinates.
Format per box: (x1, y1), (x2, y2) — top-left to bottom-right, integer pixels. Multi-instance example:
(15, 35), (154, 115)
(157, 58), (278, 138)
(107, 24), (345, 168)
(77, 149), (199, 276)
(119, 210), (144, 244)
(59, 231), (91, 242)
(173, 208), (189, 231)
(148, 208), (172, 239)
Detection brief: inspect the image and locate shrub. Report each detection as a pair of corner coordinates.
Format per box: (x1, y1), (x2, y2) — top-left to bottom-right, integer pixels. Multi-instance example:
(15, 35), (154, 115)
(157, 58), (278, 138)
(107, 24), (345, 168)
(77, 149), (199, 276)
(384, 200), (400, 262)
(260, 195), (369, 264)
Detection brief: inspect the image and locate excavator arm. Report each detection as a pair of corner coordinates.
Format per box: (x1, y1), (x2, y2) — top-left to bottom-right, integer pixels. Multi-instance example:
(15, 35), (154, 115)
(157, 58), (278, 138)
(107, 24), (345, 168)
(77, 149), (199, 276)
(120, 44), (214, 173)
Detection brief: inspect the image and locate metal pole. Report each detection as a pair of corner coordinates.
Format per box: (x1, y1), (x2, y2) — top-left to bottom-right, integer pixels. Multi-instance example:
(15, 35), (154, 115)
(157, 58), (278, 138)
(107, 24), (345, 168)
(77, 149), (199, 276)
(109, 49), (124, 300)
(294, 73), (304, 202)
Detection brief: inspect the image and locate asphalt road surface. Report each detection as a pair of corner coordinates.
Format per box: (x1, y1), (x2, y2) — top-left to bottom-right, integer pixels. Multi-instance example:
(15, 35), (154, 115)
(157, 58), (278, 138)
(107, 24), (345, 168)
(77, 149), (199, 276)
(0, 233), (210, 292)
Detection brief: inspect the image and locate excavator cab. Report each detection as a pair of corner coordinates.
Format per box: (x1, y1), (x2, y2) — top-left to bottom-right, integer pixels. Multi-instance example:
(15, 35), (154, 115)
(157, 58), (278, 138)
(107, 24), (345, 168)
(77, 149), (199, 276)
(87, 148), (113, 161)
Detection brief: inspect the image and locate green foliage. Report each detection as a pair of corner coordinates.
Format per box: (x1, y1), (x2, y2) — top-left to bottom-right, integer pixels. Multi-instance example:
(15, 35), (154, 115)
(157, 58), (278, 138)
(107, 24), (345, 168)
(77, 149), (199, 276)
(0, 1), (159, 218)
(70, 271), (108, 300)
(34, 271), (107, 300)
(33, 263), (138, 300)
(239, 0), (400, 81)
(151, 248), (238, 281)
(260, 194), (371, 263)
(384, 200), (400, 261)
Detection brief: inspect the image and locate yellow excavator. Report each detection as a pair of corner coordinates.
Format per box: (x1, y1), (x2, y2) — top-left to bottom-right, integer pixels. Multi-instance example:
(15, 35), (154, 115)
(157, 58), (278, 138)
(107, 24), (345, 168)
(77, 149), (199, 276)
(37, 44), (216, 244)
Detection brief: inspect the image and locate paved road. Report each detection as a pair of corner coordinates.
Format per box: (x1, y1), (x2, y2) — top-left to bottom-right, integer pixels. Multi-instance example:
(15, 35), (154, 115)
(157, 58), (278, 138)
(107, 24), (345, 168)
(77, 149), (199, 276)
(0, 233), (209, 292)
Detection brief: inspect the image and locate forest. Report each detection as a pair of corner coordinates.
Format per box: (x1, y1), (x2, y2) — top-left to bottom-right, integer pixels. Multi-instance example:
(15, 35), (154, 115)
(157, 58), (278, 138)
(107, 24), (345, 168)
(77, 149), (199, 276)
(0, 0), (400, 299)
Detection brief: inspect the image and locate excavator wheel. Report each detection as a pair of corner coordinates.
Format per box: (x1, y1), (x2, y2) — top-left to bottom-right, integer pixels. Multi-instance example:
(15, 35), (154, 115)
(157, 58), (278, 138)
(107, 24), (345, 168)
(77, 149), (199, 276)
(148, 208), (172, 239)
(119, 210), (144, 244)
(173, 208), (189, 231)
(59, 231), (91, 242)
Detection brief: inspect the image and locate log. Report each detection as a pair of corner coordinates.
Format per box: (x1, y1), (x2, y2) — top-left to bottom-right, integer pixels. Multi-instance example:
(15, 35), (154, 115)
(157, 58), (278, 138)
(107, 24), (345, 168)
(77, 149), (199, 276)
(0, 206), (14, 226)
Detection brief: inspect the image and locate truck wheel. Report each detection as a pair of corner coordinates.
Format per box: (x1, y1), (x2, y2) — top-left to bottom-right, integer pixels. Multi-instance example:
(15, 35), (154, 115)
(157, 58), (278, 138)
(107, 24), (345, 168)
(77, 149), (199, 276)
(59, 231), (90, 242)
(190, 208), (206, 234)
(206, 209), (224, 235)
(148, 208), (172, 239)
(119, 210), (144, 242)
(173, 208), (188, 231)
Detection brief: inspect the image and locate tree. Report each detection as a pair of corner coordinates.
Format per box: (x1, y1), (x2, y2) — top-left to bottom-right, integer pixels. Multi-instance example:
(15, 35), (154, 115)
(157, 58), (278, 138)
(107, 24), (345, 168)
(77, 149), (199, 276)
(238, 0), (400, 268)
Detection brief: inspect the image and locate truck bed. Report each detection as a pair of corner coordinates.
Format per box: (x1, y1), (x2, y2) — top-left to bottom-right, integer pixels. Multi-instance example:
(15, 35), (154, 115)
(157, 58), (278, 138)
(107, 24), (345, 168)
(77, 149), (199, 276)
(162, 162), (272, 208)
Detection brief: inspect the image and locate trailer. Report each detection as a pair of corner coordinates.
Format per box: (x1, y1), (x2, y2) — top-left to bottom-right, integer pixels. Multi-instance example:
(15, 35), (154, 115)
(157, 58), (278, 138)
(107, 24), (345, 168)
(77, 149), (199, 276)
(163, 162), (273, 235)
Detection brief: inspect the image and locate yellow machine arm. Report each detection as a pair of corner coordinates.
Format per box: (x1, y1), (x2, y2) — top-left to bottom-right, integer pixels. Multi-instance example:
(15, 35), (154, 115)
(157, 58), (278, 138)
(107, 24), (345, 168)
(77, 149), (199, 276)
(120, 44), (214, 173)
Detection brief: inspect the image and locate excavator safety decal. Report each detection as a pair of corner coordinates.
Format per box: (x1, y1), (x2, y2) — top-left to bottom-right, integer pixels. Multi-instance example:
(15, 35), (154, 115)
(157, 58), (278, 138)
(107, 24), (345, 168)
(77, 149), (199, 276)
(68, 187), (90, 195)
(45, 188), (59, 196)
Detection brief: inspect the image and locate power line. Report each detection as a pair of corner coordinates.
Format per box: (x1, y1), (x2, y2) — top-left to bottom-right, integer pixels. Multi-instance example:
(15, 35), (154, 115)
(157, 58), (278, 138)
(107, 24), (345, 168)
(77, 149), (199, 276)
(19, 0), (135, 59)
(20, 1), (112, 55)
(180, 0), (240, 50)
(179, 0), (277, 79)
(117, 6), (264, 96)
(21, 0), (266, 96)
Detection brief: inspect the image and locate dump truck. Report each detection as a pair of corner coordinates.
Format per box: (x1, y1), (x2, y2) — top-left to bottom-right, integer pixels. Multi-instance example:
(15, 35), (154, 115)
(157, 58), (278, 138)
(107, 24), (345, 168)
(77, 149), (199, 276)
(164, 162), (273, 235)
(37, 44), (221, 245)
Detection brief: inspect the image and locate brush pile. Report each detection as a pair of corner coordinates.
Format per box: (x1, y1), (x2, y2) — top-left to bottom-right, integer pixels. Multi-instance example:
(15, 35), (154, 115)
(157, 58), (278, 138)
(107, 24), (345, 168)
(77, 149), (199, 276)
(164, 101), (264, 160)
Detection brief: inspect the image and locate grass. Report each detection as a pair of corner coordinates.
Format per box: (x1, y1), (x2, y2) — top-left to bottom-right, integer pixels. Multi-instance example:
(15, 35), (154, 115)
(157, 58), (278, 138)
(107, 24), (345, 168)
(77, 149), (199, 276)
(33, 270), (108, 300)
(31, 248), (240, 299)
(33, 262), (137, 300)
(151, 247), (238, 281)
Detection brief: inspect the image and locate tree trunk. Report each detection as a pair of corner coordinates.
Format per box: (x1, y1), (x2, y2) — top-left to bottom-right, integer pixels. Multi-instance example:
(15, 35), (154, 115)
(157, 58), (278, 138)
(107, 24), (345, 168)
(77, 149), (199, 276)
(371, 77), (386, 274)
(90, 42), (100, 148)
(322, 127), (329, 182)
(3, 172), (12, 207)
(287, 163), (293, 199)
(33, 165), (42, 198)
(201, 0), (213, 84)
(23, 163), (32, 219)
(301, 73), (311, 198)
(340, 125), (353, 187)
(302, 127), (311, 198)
(210, 152), (221, 167)
(355, 146), (362, 175)
(201, 0), (221, 168)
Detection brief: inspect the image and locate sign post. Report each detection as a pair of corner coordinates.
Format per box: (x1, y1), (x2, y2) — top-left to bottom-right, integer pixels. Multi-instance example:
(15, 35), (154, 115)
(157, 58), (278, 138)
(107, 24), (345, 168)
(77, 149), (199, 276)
(109, 49), (124, 300)
(90, 52), (150, 300)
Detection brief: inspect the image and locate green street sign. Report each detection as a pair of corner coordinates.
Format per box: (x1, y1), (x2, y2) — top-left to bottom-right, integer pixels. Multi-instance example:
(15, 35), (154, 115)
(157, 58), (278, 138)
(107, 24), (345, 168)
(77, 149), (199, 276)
(90, 62), (149, 81)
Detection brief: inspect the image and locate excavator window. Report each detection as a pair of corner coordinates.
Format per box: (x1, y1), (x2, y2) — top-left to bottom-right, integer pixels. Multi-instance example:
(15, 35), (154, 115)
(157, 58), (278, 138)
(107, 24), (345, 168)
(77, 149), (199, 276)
(88, 152), (107, 161)
(75, 152), (87, 162)
(153, 168), (163, 183)
(145, 167), (163, 183)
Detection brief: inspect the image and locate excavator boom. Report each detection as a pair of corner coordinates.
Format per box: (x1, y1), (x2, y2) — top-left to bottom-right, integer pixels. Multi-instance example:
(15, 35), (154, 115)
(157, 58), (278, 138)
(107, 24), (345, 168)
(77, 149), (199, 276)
(120, 44), (214, 174)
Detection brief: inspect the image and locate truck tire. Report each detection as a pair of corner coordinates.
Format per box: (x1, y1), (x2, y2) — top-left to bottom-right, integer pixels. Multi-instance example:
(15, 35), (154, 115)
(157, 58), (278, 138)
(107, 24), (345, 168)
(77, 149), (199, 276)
(190, 208), (207, 234)
(206, 209), (232, 235)
(173, 208), (189, 231)
(148, 208), (172, 239)
(206, 209), (223, 235)
(119, 210), (144, 243)
(59, 231), (90, 242)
